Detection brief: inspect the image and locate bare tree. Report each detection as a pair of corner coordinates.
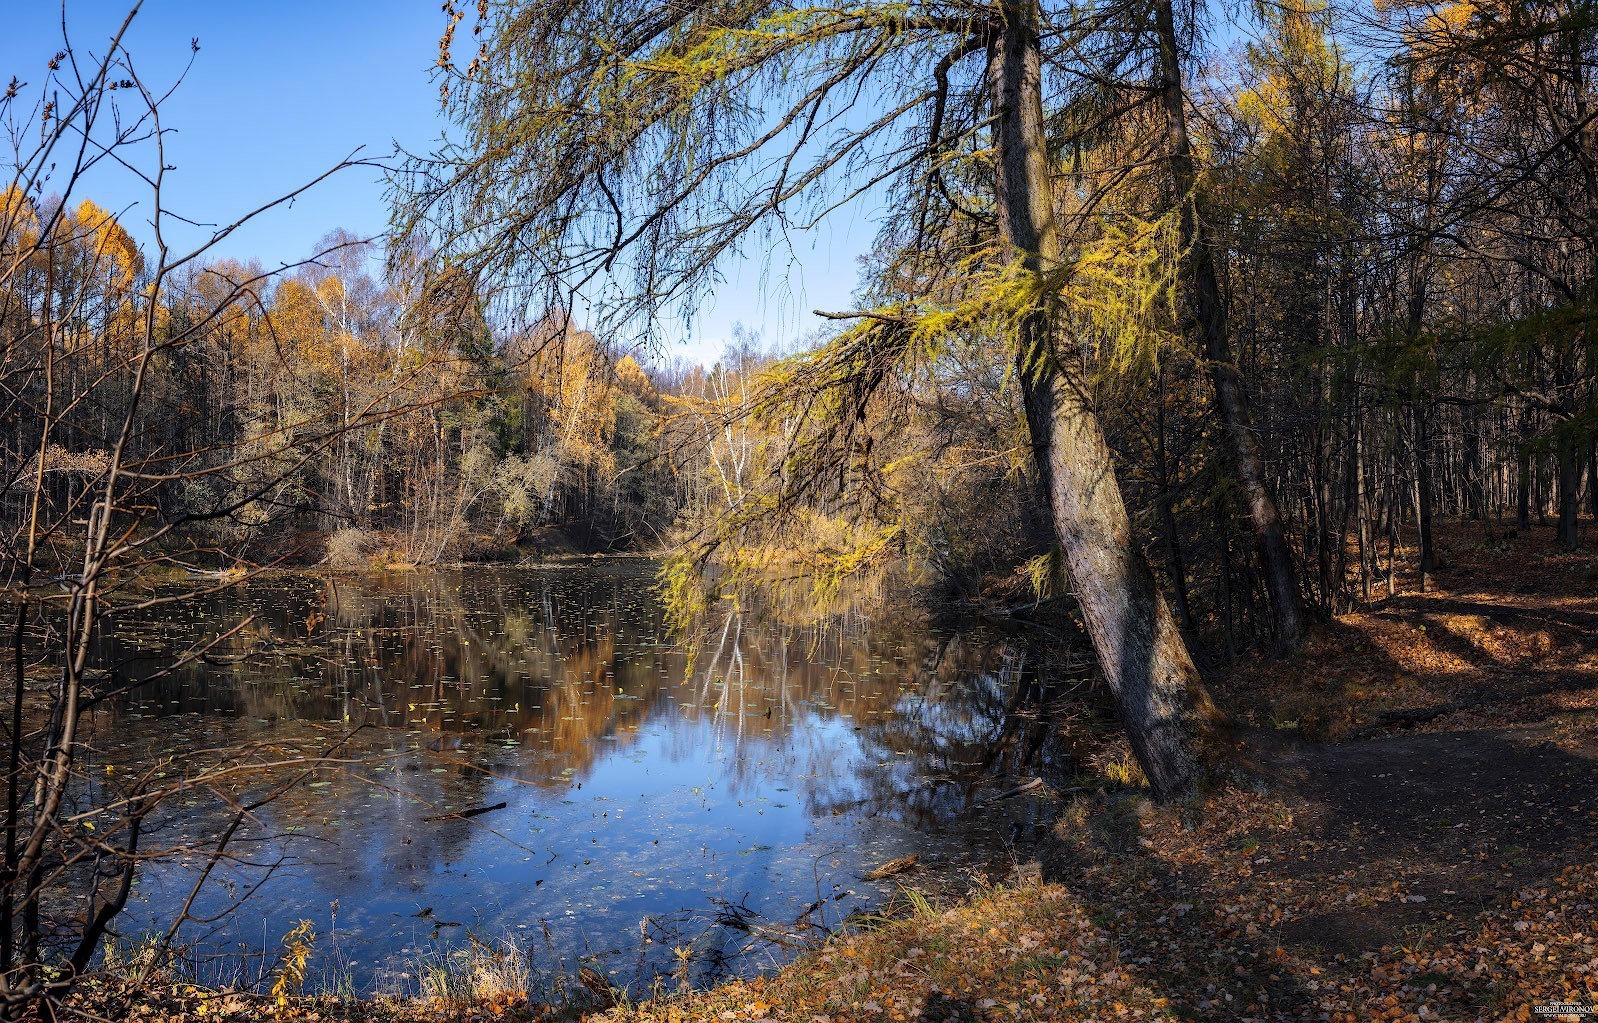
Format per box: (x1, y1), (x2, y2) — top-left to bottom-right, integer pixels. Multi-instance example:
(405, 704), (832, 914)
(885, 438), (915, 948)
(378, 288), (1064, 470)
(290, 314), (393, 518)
(0, 9), (461, 1014)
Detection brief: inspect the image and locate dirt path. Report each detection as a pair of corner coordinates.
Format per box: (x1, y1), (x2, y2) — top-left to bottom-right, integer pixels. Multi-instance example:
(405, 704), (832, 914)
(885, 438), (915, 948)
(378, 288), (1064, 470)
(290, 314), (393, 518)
(1273, 722), (1598, 956)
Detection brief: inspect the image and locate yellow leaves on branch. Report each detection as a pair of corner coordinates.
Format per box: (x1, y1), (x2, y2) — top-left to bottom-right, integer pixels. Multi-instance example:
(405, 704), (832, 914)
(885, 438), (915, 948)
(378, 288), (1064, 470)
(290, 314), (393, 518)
(1378, 0), (1543, 89)
(782, 217), (1184, 399)
(1060, 212), (1185, 383)
(621, 5), (905, 78)
(269, 919), (315, 1006)
(584, 4), (945, 121)
(1377, 0), (1480, 38)
(1236, 0), (1350, 144)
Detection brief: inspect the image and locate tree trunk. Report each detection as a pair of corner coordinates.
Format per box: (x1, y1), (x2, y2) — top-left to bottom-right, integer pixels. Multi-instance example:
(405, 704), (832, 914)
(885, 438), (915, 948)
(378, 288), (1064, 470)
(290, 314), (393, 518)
(1587, 440), (1598, 518)
(1557, 430), (1581, 550)
(1355, 417), (1371, 602)
(1413, 405), (1436, 589)
(1152, 0), (1305, 656)
(1463, 414), (1485, 522)
(1516, 443), (1532, 532)
(1386, 433), (1398, 596)
(989, 1), (1217, 800)
(1218, 503), (1237, 661)
(1155, 392), (1196, 638)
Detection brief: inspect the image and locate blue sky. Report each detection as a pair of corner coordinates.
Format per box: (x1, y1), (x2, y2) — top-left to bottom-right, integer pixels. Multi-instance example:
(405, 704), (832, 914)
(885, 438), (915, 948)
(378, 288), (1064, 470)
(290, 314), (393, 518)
(2, 1), (877, 364)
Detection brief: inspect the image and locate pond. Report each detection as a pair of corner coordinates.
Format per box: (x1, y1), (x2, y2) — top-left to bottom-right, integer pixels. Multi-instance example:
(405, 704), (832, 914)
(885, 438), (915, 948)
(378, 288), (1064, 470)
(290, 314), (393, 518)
(80, 563), (1065, 995)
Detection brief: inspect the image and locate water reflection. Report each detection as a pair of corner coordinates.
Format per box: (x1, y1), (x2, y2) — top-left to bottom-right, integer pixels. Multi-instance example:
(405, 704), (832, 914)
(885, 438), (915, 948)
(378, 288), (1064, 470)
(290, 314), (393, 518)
(84, 564), (1076, 992)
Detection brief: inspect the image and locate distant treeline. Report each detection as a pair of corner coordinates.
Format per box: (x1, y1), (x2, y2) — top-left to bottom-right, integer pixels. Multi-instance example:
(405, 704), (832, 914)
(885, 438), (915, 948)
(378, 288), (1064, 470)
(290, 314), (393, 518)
(0, 196), (815, 569)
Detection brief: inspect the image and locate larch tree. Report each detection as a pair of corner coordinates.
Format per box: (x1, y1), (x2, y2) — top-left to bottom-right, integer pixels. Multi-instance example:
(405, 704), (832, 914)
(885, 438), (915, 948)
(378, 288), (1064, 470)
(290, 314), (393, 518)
(1152, 0), (1307, 652)
(399, 0), (1224, 798)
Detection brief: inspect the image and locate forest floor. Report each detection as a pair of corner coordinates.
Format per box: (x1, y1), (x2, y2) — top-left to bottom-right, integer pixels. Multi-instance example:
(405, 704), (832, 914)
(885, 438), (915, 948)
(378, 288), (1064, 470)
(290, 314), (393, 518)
(71, 521), (1598, 1022)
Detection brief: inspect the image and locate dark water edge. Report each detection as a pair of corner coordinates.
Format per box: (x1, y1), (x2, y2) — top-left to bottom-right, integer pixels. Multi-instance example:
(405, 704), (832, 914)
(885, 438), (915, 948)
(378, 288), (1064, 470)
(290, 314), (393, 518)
(73, 563), (1076, 995)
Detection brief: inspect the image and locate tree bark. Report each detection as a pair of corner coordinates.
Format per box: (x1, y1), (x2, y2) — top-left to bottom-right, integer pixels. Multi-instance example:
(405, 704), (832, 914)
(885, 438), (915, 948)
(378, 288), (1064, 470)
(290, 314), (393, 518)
(1463, 413), (1485, 522)
(1587, 440), (1598, 518)
(1152, 0), (1306, 655)
(1557, 430), (1581, 550)
(1355, 417), (1371, 602)
(1155, 386), (1197, 638)
(1413, 405), (1436, 589)
(989, 1), (1218, 800)
(1516, 442), (1532, 532)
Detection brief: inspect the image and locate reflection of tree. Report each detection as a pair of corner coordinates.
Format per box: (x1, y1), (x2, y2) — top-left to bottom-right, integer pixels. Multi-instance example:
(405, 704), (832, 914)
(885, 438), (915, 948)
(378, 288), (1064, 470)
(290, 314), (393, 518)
(825, 632), (1102, 828)
(90, 564), (1103, 934)
(103, 562), (1099, 824)
(104, 567), (965, 781)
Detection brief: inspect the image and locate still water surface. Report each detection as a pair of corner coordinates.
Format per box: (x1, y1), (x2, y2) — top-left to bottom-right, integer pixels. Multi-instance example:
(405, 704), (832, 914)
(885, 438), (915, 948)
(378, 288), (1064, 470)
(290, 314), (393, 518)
(88, 563), (1039, 991)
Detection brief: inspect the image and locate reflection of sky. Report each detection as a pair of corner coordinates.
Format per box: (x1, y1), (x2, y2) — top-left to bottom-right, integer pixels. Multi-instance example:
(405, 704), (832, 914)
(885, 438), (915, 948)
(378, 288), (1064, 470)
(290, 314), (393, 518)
(92, 566), (1014, 991)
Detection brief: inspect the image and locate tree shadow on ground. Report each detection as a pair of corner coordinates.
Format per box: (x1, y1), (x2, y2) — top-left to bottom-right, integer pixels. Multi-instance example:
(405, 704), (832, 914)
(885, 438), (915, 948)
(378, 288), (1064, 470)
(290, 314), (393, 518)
(1270, 725), (1597, 953)
(1027, 715), (1597, 1018)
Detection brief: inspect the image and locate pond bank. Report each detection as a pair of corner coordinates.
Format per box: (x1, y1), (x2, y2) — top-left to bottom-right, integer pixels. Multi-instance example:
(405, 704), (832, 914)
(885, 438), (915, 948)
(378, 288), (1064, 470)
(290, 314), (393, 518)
(61, 523), (1598, 1021)
(68, 762), (1598, 1022)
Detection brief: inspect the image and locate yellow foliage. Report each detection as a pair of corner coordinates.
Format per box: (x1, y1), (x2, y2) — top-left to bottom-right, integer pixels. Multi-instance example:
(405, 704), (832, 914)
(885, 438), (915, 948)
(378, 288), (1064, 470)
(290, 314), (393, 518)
(616, 353), (660, 406)
(269, 919), (315, 1005)
(272, 277), (335, 373)
(73, 199), (142, 301)
(1062, 213), (1185, 382)
(522, 327), (621, 484)
(1, 185), (40, 253)
(1236, 0), (1351, 145)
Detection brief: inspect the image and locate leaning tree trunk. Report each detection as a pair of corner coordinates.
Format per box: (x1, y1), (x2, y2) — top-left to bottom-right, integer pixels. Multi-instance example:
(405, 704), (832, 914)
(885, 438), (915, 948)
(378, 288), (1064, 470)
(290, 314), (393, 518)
(989, 1), (1218, 800)
(1152, 0), (1306, 656)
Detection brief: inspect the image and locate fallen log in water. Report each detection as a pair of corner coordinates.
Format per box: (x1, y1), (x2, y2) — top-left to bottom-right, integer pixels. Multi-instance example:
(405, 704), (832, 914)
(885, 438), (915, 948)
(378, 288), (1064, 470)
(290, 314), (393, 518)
(579, 965), (618, 1008)
(987, 777), (1045, 801)
(864, 855), (919, 881)
(423, 801), (507, 822)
